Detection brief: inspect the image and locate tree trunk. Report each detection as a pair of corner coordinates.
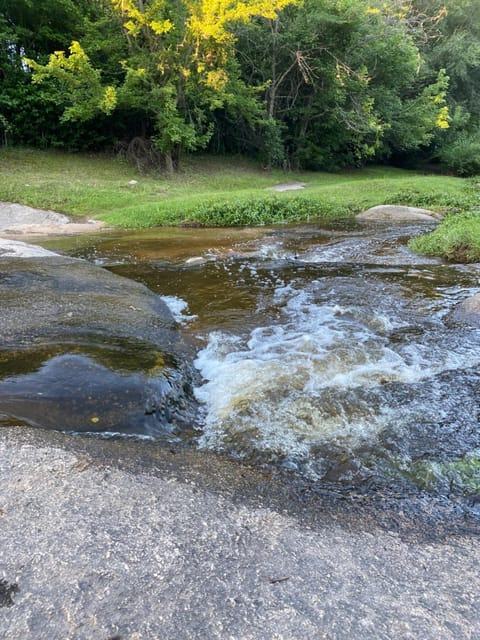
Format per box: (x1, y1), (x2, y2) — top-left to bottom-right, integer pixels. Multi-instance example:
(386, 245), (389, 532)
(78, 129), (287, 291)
(164, 151), (175, 175)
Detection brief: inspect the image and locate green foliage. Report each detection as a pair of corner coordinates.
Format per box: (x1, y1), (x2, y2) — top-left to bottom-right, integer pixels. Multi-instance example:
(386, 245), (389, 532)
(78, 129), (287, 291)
(22, 0), (299, 168)
(26, 41), (117, 123)
(259, 119), (286, 168)
(409, 211), (480, 263)
(0, 0), (120, 148)
(1, 0), (476, 170)
(0, 0), (86, 57)
(189, 196), (353, 226)
(418, 0), (480, 119)
(234, 0), (451, 170)
(413, 0), (480, 167)
(439, 131), (480, 177)
(380, 70), (450, 155)
(387, 186), (478, 212)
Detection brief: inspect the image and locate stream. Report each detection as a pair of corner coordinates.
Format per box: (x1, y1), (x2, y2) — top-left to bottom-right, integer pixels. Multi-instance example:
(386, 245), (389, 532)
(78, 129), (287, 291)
(8, 221), (480, 497)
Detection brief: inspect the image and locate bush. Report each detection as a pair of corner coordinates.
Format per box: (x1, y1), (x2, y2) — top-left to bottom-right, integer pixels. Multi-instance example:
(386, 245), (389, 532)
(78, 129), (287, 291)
(439, 133), (480, 177)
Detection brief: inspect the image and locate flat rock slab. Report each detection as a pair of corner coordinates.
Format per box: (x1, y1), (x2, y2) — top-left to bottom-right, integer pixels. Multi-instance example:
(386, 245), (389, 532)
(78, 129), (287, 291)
(0, 427), (479, 640)
(0, 202), (107, 235)
(0, 238), (59, 258)
(2, 220), (108, 236)
(0, 202), (69, 228)
(357, 205), (440, 222)
(267, 182), (306, 192)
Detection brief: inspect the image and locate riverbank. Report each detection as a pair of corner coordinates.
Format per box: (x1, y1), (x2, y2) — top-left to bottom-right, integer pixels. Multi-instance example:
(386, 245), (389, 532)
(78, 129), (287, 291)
(1, 426), (479, 640)
(0, 148), (476, 229)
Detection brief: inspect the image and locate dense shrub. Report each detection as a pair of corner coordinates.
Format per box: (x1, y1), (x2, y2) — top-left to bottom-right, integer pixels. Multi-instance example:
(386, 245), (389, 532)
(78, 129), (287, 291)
(439, 134), (480, 177)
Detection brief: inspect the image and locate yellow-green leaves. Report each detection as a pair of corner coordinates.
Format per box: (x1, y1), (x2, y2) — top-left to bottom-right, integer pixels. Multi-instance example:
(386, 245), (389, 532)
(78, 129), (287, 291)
(25, 41), (117, 121)
(112, 0), (176, 38)
(104, 0), (299, 160)
(150, 19), (174, 35)
(100, 86), (118, 115)
(436, 106), (450, 129)
(26, 41), (94, 81)
(426, 69), (451, 130)
(187, 0), (297, 44)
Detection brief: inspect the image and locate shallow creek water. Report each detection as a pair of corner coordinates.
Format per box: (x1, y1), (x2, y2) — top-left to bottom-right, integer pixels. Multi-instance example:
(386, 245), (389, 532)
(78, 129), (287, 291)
(13, 222), (480, 494)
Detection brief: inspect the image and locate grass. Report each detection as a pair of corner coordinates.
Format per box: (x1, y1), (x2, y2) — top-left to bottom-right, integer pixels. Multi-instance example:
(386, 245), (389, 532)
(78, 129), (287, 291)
(0, 147), (478, 236)
(409, 211), (480, 262)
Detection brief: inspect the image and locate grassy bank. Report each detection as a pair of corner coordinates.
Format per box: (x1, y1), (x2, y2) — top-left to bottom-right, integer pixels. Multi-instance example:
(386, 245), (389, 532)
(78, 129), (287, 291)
(408, 211), (480, 262)
(0, 148), (478, 232)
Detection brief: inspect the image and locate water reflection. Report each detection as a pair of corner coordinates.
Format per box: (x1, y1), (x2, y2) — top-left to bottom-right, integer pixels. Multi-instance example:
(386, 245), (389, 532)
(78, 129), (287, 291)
(8, 221), (480, 495)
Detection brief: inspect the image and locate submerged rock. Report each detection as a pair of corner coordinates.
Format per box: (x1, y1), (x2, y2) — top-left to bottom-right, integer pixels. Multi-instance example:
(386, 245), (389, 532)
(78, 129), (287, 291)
(449, 293), (480, 327)
(0, 246), (198, 437)
(357, 205), (440, 222)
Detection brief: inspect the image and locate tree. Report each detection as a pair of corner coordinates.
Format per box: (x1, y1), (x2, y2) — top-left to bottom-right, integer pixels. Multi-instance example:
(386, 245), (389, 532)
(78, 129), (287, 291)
(409, 0), (480, 172)
(26, 0), (298, 171)
(233, 0), (451, 169)
(0, 0), (116, 147)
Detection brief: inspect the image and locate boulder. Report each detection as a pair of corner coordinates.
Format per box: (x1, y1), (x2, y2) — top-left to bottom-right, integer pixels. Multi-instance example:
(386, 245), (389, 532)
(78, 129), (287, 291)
(449, 293), (480, 327)
(356, 205), (440, 223)
(0, 244), (198, 436)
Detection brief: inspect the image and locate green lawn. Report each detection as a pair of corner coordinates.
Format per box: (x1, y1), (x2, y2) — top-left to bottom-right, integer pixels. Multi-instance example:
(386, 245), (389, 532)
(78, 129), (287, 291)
(0, 147), (477, 231)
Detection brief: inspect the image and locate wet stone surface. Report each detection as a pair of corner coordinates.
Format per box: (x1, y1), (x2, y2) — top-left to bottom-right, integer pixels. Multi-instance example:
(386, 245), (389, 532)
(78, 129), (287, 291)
(0, 256), (198, 437)
(0, 579), (18, 608)
(1, 225), (480, 638)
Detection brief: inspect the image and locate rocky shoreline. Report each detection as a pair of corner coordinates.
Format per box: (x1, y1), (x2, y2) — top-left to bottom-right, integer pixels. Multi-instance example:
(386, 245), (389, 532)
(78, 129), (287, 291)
(0, 426), (479, 639)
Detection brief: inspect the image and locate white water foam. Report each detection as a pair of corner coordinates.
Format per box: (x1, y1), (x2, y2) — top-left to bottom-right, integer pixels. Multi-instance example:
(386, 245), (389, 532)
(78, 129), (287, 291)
(194, 281), (480, 461)
(161, 295), (197, 325)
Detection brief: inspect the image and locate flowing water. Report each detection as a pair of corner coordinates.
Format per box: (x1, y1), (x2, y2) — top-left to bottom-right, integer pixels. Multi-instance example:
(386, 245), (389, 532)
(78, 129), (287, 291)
(8, 222), (480, 495)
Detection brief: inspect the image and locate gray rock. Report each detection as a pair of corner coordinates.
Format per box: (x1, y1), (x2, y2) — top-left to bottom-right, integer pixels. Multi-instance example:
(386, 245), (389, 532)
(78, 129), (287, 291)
(357, 205), (440, 222)
(0, 254), (197, 434)
(449, 293), (480, 326)
(0, 204), (108, 236)
(0, 426), (479, 640)
(0, 202), (69, 230)
(0, 238), (59, 258)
